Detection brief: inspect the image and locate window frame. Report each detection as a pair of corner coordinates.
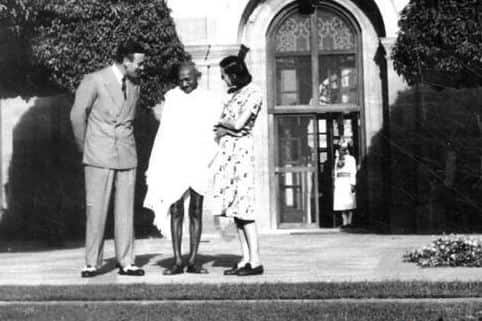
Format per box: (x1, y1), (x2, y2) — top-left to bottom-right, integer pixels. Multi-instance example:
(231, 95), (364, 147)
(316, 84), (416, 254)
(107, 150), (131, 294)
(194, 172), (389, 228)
(267, 2), (364, 115)
(266, 2), (365, 229)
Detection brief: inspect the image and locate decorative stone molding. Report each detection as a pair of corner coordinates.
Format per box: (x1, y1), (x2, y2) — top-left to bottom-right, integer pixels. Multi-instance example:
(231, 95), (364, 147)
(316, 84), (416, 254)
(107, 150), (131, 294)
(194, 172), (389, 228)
(380, 37), (397, 60)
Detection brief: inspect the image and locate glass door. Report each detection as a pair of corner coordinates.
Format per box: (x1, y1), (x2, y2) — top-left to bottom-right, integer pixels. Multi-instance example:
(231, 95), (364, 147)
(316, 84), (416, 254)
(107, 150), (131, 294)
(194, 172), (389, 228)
(275, 115), (319, 227)
(274, 112), (359, 228)
(317, 113), (359, 227)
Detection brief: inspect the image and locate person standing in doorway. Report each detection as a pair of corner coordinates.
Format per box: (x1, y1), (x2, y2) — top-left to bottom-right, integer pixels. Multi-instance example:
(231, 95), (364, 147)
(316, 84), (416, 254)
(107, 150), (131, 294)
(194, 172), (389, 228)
(333, 139), (357, 227)
(70, 40), (146, 277)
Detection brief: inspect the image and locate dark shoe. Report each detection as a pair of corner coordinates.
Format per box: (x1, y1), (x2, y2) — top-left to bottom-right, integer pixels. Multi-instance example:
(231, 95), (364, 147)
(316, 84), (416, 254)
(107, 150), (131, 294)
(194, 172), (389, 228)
(223, 263), (247, 276)
(118, 265), (145, 276)
(236, 263), (264, 276)
(163, 264), (184, 275)
(81, 266), (98, 278)
(186, 264), (208, 274)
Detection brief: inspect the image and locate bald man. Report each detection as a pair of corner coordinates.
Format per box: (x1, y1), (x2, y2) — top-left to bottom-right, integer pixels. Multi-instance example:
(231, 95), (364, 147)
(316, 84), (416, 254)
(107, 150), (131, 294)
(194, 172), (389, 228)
(145, 62), (220, 275)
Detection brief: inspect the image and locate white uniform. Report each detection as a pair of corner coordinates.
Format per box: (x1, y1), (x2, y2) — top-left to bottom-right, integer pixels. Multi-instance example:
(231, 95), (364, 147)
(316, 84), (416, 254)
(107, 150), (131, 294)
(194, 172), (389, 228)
(333, 154), (357, 211)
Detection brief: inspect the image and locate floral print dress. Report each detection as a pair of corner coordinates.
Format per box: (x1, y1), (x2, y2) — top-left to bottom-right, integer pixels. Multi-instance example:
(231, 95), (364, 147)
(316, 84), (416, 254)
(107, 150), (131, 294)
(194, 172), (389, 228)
(212, 83), (262, 221)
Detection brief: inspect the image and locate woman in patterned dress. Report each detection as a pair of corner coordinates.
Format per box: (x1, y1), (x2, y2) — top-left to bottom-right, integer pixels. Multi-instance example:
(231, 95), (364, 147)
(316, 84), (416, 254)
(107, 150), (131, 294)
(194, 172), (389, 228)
(212, 48), (264, 276)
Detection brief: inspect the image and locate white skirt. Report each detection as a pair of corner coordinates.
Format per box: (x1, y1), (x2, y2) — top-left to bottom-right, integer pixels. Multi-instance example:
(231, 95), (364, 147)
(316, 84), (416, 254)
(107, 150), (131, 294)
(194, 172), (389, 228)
(333, 177), (356, 211)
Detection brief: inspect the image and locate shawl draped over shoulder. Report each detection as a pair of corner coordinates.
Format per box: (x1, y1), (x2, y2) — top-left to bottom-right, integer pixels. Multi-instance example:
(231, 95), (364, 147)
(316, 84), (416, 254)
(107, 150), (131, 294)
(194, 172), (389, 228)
(143, 87), (221, 229)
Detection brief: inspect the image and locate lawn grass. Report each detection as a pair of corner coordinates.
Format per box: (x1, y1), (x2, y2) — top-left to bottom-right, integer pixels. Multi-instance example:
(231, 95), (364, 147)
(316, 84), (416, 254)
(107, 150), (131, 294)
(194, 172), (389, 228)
(1, 300), (481, 321)
(0, 281), (481, 301)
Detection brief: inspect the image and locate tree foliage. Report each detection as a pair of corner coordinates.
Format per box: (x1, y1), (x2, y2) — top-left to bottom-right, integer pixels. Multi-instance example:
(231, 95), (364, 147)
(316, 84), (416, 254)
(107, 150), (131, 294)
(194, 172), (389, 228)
(1, 0), (189, 105)
(0, 0), (40, 96)
(0, 0), (36, 38)
(392, 0), (482, 87)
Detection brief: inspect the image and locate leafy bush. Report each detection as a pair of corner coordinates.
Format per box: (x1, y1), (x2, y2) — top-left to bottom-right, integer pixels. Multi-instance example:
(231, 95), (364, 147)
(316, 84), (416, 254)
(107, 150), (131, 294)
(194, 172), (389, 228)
(0, 0), (39, 96)
(403, 235), (482, 267)
(0, 0), (36, 36)
(392, 0), (482, 87)
(2, 0), (189, 105)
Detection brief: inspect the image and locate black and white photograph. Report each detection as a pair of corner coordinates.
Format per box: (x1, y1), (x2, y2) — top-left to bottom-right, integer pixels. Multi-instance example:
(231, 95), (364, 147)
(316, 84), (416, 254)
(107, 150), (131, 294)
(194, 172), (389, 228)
(0, 0), (481, 320)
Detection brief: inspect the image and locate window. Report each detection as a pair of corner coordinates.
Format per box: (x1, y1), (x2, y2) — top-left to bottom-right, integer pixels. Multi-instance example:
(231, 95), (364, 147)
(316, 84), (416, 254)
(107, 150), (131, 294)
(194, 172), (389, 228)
(272, 6), (360, 110)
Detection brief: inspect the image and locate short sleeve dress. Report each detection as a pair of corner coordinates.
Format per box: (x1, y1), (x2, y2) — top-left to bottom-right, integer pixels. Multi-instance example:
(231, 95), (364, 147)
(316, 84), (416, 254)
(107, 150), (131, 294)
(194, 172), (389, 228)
(212, 83), (262, 221)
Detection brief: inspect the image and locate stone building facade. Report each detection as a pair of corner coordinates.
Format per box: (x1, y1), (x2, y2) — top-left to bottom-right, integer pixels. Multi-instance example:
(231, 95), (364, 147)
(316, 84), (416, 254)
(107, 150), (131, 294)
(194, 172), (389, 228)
(167, 0), (409, 232)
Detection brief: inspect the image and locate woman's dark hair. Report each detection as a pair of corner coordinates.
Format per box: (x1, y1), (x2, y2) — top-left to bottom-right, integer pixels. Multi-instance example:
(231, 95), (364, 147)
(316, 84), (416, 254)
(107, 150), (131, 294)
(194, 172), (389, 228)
(114, 39), (146, 63)
(219, 45), (252, 92)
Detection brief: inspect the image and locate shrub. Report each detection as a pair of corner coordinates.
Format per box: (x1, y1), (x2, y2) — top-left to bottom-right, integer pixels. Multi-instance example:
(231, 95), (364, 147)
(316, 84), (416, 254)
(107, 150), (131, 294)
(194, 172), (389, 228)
(0, 0), (39, 96)
(392, 0), (482, 87)
(0, 1), (36, 37)
(1, 0), (189, 104)
(403, 235), (482, 267)
(31, 0), (188, 106)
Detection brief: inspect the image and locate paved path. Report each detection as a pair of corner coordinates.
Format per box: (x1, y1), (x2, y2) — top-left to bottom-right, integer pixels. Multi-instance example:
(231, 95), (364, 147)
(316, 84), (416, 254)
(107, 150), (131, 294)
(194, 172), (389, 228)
(1, 232), (482, 285)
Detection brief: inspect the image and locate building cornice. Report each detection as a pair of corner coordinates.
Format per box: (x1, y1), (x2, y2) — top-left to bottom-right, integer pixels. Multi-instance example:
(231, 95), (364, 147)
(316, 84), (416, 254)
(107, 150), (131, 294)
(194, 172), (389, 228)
(185, 44), (240, 65)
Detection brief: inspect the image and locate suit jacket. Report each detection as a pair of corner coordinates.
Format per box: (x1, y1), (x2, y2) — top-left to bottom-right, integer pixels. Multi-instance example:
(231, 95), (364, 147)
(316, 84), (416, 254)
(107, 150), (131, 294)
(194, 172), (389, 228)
(70, 66), (140, 169)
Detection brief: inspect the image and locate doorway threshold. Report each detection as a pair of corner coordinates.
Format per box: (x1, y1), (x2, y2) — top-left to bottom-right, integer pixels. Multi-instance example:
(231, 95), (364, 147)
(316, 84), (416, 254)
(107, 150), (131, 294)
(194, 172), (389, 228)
(264, 228), (342, 236)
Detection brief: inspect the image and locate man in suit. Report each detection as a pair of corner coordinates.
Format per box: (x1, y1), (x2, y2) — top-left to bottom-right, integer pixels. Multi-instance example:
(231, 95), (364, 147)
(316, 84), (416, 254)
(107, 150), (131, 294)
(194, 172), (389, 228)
(70, 40), (146, 277)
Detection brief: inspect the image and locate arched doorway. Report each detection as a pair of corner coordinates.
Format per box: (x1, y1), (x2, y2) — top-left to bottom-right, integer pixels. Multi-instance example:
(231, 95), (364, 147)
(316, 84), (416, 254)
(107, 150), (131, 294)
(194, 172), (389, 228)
(267, 2), (363, 228)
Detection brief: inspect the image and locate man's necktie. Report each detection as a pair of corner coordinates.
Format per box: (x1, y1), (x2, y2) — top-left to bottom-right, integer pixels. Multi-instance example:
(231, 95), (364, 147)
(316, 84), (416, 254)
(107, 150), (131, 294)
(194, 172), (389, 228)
(121, 76), (127, 100)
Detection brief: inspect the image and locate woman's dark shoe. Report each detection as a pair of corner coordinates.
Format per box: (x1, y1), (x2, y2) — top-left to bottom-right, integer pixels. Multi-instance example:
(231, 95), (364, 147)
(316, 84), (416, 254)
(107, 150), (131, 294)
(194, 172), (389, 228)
(163, 264), (184, 275)
(223, 263), (247, 276)
(236, 263), (264, 276)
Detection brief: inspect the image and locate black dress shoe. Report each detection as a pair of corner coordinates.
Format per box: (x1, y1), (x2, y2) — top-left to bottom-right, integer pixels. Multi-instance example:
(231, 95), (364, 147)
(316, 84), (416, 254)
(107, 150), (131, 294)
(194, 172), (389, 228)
(224, 263), (247, 276)
(81, 266), (98, 278)
(186, 264), (208, 274)
(118, 265), (145, 276)
(236, 263), (264, 276)
(163, 264), (184, 275)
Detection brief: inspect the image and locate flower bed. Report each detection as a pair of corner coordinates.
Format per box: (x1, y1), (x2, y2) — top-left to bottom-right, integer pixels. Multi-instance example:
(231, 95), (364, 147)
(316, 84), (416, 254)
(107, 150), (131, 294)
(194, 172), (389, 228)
(403, 235), (482, 267)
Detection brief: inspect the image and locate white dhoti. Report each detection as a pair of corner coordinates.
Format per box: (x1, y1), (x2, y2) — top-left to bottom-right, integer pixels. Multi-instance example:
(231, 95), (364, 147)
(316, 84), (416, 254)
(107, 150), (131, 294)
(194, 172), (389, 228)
(144, 87), (221, 236)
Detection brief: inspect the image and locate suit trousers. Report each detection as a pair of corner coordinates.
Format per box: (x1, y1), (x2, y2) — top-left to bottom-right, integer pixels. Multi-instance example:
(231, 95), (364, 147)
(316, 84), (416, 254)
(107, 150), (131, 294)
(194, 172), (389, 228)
(84, 165), (136, 268)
